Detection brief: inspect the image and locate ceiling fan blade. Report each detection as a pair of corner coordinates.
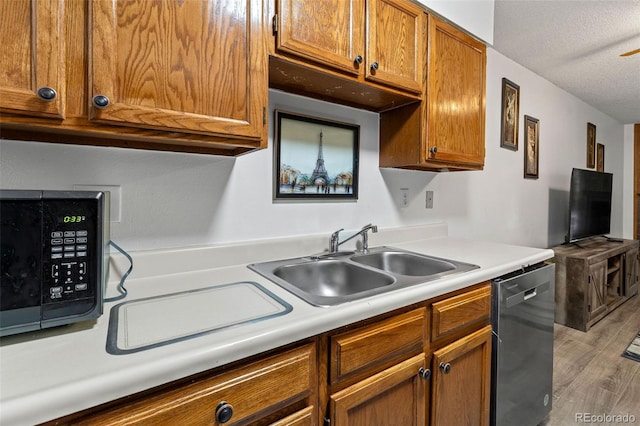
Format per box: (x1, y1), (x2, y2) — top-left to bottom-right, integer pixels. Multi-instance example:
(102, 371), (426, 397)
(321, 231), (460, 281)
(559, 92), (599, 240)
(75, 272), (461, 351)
(620, 48), (640, 57)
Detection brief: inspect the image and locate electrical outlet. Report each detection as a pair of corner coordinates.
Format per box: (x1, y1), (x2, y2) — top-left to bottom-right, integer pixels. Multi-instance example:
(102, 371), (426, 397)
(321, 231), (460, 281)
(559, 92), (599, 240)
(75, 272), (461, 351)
(400, 188), (409, 208)
(426, 190), (434, 209)
(73, 184), (122, 222)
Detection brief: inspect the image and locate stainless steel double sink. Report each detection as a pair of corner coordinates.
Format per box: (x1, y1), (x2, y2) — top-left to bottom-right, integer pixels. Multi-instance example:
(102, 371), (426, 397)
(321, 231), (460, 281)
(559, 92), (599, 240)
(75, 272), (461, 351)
(248, 247), (479, 306)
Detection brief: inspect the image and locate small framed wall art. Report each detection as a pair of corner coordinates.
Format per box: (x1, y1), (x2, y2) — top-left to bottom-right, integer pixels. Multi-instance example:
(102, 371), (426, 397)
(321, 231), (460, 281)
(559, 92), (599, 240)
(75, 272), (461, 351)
(597, 143), (605, 172)
(524, 115), (540, 179)
(500, 78), (520, 150)
(274, 110), (360, 201)
(587, 122), (596, 168)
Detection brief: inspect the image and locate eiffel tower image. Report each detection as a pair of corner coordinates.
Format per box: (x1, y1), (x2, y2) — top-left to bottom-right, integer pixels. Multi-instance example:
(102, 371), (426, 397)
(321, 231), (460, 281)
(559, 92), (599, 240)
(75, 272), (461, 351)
(310, 130), (330, 185)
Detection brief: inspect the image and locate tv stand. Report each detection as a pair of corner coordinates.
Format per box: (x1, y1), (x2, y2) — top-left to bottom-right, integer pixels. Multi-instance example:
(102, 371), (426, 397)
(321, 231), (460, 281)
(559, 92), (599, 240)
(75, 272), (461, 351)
(551, 237), (639, 331)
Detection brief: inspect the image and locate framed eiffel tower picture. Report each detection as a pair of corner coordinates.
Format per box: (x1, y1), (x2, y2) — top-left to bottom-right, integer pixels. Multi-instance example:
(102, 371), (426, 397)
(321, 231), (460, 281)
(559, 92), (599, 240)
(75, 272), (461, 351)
(274, 110), (360, 200)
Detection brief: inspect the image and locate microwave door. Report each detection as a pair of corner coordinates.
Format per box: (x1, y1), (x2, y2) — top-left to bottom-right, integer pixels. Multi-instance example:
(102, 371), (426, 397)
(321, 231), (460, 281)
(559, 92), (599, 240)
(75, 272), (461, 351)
(0, 198), (43, 335)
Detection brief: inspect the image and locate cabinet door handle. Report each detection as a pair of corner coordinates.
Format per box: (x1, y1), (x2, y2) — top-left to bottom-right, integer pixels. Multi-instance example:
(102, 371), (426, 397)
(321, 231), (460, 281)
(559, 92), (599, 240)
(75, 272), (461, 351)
(354, 55), (363, 65)
(418, 367), (431, 380)
(439, 362), (451, 374)
(430, 146), (438, 155)
(92, 95), (110, 109)
(215, 401), (234, 423)
(37, 87), (57, 102)
(370, 61), (379, 71)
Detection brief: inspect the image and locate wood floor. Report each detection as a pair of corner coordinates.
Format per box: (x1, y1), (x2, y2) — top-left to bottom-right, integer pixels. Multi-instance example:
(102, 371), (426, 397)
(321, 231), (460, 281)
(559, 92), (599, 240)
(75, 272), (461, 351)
(540, 293), (640, 425)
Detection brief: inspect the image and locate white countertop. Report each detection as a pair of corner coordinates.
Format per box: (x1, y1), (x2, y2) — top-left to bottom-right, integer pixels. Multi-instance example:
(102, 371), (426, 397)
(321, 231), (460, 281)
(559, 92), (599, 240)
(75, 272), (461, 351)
(0, 224), (554, 425)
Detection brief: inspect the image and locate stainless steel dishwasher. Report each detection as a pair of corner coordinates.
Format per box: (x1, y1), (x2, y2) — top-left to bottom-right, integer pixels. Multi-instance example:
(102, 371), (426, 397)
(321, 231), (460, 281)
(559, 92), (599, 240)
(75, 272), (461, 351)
(491, 262), (555, 426)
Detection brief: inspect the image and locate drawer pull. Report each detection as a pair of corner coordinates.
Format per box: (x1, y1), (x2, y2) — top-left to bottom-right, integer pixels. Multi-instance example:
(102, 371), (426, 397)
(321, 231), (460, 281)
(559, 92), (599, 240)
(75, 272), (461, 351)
(439, 362), (451, 374)
(418, 367), (431, 380)
(92, 95), (110, 109)
(215, 401), (234, 423)
(370, 61), (379, 71)
(37, 87), (57, 102)
(354, 55), (363, 65)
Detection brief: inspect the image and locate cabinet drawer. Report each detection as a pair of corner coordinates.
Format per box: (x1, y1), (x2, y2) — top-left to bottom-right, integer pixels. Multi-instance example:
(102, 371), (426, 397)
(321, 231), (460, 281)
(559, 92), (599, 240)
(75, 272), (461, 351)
(330, 308), (426, 384)
(86, 343), (316, 425)
(431, 285), (491, 342)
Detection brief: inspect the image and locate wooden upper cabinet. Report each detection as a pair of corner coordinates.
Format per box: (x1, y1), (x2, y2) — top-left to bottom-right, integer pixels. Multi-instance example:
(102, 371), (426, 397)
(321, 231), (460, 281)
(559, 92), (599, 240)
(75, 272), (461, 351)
(273, 0), (424, 95)
(365, 0), (424, 93)
(426, 15), (486, 167)
(379, 14), (486, 171)
(276, 0), (365, 75)
(0, 0), (65, 118)
(90, 0), (267, 139)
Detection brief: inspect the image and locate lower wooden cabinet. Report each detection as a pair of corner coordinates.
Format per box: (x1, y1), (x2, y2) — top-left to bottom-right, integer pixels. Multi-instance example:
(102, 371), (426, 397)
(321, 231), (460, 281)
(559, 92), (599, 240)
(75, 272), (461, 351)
(330, 354), (428, 426)
(47, 284), (493, 426)
(55, 343), (317, 426)
(431, 325), (492, 426)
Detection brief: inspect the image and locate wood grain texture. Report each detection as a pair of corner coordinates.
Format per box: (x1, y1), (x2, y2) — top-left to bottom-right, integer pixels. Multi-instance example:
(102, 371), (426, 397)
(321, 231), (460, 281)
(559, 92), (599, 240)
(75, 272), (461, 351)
(330, 308), (426, 385)
(0, 0), (65, 118)
(378, 13), (486, 171)
(431, 284), (491, 343)
(431, 325), (492, 426)
(90, 0), (267, 138)
(551, 238), (639, 331)
(365, 0), (424, 93)
(277, 0), (364, 75)
(331, 354), (426, 426)
(78, 343), (316, 425)
(426, 15), (485, 166)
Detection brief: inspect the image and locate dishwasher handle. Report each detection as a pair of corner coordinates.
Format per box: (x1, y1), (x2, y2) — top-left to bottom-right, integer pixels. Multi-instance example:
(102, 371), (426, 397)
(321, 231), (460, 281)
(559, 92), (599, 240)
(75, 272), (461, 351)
(505, 281), (550, 308)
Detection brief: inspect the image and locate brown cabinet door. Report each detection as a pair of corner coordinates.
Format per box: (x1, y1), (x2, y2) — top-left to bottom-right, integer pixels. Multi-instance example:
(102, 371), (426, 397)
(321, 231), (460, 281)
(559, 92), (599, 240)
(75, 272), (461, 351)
(431, 325), (491, 426)
(426, 15), (486, 167)
(366, 0), (424, 93)
(587, 260), (607, 320)
(276, 0), (365, 75)
(624, 248), (639, 297)
(331, 354), (428, 426)
(0, 0), (65, 118)
(90, 0), (267, 139)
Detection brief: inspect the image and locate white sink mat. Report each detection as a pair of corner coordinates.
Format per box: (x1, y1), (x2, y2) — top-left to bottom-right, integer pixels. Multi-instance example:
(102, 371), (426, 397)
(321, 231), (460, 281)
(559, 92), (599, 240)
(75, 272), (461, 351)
(106, 282), (292, 354)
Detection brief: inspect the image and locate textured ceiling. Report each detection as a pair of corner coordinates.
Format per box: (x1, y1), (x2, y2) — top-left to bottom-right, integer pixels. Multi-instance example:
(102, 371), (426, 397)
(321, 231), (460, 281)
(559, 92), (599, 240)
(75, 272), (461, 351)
(493, 0), (640, 125)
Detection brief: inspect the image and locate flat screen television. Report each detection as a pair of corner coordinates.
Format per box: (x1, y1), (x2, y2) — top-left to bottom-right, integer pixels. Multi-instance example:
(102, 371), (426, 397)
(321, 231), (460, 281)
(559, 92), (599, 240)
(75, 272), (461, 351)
(566, 168), (613, 243)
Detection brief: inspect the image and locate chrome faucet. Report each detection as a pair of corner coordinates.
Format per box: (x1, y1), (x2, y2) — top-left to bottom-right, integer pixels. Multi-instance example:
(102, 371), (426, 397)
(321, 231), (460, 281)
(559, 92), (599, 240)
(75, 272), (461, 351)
(329, 223), (378, 253)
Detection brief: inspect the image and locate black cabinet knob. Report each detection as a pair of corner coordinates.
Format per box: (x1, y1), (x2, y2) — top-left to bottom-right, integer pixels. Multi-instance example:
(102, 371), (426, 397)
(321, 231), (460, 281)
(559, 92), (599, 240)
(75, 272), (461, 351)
(418, 367), (431, 380)
(354, 55), (363, 65)
(92, 95), (110, 109)
(215, 401), (234, 423)
(37, 87), (57, 102)
(370, 61), (379, 71)
(430, 146), (438, 154)
(439, 362), (451, 374)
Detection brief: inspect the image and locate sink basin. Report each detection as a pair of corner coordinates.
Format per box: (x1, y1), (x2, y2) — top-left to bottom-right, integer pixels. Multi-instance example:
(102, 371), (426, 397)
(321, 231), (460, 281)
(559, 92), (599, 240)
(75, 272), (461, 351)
(273, 260), (394, 297)
(248, 247), (479, 307)
(351, 251), (456, 276)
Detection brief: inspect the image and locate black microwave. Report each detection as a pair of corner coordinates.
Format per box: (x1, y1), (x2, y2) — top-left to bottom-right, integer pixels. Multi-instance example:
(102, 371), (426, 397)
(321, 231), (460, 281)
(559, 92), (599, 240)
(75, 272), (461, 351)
(0, 190), (109, 337)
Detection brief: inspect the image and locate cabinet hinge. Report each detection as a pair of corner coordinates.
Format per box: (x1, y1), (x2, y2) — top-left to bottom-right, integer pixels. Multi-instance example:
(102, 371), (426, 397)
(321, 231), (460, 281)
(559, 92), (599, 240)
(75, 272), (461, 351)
(272, 14), (278, 35)
(323, 417), (331, 426)
(263, 107), (267, 125)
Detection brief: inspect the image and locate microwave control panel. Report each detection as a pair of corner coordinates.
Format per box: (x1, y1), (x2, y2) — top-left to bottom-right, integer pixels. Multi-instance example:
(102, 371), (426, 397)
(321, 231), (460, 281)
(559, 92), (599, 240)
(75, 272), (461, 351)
(43, 198), (99, 305)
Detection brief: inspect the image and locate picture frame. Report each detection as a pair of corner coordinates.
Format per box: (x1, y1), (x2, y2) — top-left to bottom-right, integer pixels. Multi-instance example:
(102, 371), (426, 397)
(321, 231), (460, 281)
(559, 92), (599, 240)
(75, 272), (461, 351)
(524, 115), (540, 179)
(587, 122), (596, 168)
(500, 78), (520, 151)
(597, 143), (605, 172)
(274, 110), (360, 200)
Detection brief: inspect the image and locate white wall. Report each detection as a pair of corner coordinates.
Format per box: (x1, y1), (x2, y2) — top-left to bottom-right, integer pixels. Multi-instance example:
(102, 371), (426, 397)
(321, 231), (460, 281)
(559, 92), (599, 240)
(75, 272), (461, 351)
(0, 48), (627, 252)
